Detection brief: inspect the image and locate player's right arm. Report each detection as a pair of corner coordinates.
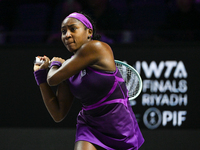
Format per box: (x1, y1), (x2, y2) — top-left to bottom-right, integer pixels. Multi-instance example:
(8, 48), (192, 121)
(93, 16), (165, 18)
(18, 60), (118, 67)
(39, 81), (74, 122)
(34, 56), (74, 122)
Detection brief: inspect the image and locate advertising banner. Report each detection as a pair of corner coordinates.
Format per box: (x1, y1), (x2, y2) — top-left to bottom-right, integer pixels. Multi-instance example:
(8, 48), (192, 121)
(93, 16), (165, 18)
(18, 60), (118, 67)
(113, 44), (200, 129)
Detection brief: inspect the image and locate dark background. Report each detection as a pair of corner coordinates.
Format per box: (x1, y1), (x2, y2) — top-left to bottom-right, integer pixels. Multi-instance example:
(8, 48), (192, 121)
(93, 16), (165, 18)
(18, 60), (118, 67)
(0, 43), (199, 149)
(0, 0), (200, 149)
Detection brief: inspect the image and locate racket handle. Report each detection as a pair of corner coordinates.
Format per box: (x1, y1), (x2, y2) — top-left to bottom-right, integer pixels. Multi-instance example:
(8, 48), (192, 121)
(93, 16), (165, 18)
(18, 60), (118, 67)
(34, 57), (50, 65)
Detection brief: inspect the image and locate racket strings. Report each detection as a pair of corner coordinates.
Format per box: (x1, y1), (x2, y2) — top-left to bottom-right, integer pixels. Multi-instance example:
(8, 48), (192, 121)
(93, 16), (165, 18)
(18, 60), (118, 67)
(116, 63), (140, 98)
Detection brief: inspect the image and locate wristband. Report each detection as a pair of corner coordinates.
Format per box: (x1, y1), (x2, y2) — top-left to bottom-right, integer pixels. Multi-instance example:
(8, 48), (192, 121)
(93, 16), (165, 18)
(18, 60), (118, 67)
(49, 61), (62, 69)
(34, 69), (47, 86)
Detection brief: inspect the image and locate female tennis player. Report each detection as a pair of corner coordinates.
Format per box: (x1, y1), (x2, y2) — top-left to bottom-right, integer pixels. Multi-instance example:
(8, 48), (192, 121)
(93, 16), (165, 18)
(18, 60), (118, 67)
(33, 12), (144, 150)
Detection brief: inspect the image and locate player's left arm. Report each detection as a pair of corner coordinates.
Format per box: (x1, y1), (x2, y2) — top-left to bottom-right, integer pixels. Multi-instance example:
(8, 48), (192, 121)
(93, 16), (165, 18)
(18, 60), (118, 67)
(47, 41), (104, 86)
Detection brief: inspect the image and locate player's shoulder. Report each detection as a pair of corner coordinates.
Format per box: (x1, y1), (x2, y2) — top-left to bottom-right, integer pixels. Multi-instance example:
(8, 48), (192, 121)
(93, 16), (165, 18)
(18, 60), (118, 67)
(83, 40), (111, 51)
(76, 40), (112, 57)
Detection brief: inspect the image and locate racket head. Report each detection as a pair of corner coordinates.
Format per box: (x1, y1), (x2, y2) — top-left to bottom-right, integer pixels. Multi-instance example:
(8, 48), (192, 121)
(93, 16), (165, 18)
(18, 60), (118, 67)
(115, 60), (142, 100)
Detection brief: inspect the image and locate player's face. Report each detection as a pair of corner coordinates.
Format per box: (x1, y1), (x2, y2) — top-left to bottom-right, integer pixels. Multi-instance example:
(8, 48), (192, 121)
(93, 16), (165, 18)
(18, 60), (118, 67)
(61, 17), (91, 53)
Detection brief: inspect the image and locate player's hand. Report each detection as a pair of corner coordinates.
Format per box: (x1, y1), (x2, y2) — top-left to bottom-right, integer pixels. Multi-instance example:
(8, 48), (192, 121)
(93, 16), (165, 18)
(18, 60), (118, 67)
(33, 56), (50, 72)
(50, 57), (65, 64)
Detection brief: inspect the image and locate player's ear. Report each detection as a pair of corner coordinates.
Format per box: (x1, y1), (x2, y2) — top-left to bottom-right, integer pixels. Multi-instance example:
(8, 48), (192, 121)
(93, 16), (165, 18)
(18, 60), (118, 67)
(88, 28), (93, 37)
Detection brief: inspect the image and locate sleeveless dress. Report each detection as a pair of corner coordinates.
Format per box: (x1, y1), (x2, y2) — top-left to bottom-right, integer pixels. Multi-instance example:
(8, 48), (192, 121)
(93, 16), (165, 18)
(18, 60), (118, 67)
(66, 66), (144, 150)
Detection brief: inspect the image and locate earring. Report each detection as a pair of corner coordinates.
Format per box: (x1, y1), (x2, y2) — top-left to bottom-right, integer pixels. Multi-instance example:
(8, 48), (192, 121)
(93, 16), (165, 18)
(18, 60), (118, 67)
(88, 36), (91, 39)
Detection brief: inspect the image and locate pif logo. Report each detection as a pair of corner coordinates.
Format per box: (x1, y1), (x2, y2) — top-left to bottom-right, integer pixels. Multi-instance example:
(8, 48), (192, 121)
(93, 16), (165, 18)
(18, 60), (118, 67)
(143, 107), (187, 129)
(143, 107), (162, 130)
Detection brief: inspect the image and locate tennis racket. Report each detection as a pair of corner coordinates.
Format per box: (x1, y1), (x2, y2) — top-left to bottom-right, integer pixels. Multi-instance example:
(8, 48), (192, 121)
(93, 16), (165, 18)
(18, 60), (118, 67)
(34, 57), (51, 66)
(115, 60), (142, 100)
(34, 57), (44, 65)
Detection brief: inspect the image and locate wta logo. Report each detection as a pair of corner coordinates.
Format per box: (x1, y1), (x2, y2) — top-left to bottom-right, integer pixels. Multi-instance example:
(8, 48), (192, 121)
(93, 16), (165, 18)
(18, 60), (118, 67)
(135, 61), (187, 79)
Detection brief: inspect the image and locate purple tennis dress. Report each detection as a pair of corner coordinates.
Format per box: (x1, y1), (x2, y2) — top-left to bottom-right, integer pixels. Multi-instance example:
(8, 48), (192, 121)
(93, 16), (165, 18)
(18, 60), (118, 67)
(67, 66), (144, 150)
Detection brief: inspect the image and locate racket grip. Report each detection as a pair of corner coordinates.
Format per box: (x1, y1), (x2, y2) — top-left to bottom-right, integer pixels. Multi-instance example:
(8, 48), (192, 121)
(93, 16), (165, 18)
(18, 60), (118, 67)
(34, 69), (47, 85)
(34, 57), (44, 65)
